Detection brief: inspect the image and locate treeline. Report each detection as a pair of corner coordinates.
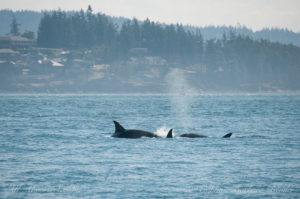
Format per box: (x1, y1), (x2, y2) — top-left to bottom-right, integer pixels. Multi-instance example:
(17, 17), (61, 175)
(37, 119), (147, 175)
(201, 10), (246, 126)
(3, 9), (300, 46)
(37, 7), (203, 63)
(37, 7), (116, 49)
(202, 33), (300, 90)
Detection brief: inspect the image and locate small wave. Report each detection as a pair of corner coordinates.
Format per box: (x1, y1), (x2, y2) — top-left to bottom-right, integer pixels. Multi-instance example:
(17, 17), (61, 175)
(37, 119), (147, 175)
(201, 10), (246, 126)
(104, 135), (114, 138)
(235, 135), (269, 139)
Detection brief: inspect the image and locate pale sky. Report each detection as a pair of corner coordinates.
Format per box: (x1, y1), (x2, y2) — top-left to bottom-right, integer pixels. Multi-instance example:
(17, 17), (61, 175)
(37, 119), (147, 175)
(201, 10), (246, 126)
(1, 0), (300, 32)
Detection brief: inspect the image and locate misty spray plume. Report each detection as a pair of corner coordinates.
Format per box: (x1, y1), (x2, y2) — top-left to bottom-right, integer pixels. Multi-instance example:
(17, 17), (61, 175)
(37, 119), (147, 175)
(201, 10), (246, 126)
(165, 68), (197, 134)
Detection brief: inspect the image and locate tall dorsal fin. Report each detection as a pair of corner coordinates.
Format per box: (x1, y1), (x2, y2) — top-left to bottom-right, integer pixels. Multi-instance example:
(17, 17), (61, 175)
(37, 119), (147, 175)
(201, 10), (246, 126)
(167, 129), (173, 138)
(113, 121), (125, 133)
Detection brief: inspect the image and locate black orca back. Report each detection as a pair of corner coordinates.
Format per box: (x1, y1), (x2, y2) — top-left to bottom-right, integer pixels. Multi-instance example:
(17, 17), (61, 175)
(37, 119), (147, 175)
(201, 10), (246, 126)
(112, 121), (158, 138)
(180, 133), (208, 138)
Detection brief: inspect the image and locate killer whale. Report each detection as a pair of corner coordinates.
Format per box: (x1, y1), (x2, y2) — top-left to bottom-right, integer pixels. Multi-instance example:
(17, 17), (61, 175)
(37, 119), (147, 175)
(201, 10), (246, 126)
(166, 131), (232, 138)
(180, 133), (208, 138)
(180, 133), (232, 138)
(112, 121), (172, 139)
(167, 129), (173, 138)
(222, 133), (232, 138)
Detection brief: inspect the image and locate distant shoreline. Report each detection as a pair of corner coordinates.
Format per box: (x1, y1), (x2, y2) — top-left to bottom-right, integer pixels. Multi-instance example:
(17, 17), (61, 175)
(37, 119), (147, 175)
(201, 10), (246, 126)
(1, 91), (300, 95)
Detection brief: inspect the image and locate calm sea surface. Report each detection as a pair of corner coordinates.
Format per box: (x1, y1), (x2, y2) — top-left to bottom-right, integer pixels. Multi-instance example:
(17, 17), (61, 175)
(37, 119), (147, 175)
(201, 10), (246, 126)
(0, 94), (299, 198)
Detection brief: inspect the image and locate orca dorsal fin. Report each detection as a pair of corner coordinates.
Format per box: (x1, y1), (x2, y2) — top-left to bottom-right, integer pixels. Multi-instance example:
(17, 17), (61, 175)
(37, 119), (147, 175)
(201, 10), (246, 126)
(167, 129), (173, 138)
(113, 121), (125, 133)
(223, 133), (232, 138)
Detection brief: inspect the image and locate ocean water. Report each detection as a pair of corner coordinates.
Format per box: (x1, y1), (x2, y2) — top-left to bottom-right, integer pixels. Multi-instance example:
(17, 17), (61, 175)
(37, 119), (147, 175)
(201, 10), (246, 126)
(0, 94), (299, 198)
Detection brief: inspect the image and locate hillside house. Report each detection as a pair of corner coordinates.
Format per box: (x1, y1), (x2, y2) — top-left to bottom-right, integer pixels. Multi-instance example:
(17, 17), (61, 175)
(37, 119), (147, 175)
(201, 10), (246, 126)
(0, 36), (36, 49)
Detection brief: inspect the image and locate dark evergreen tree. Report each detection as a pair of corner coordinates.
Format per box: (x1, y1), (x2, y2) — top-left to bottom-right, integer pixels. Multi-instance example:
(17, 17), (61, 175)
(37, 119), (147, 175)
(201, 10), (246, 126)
(10, 15), (20, 36)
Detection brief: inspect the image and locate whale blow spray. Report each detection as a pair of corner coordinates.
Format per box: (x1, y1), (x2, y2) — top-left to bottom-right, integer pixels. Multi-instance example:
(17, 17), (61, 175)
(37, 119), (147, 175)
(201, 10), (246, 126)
(165, 68), (197, 133)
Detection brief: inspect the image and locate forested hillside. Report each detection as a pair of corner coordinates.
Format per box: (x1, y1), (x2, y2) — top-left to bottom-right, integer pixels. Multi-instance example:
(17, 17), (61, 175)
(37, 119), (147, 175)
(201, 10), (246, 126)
(0, 8), (299, 93)
(1, 9), (300, 46)
(35, 9), (300, 90)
